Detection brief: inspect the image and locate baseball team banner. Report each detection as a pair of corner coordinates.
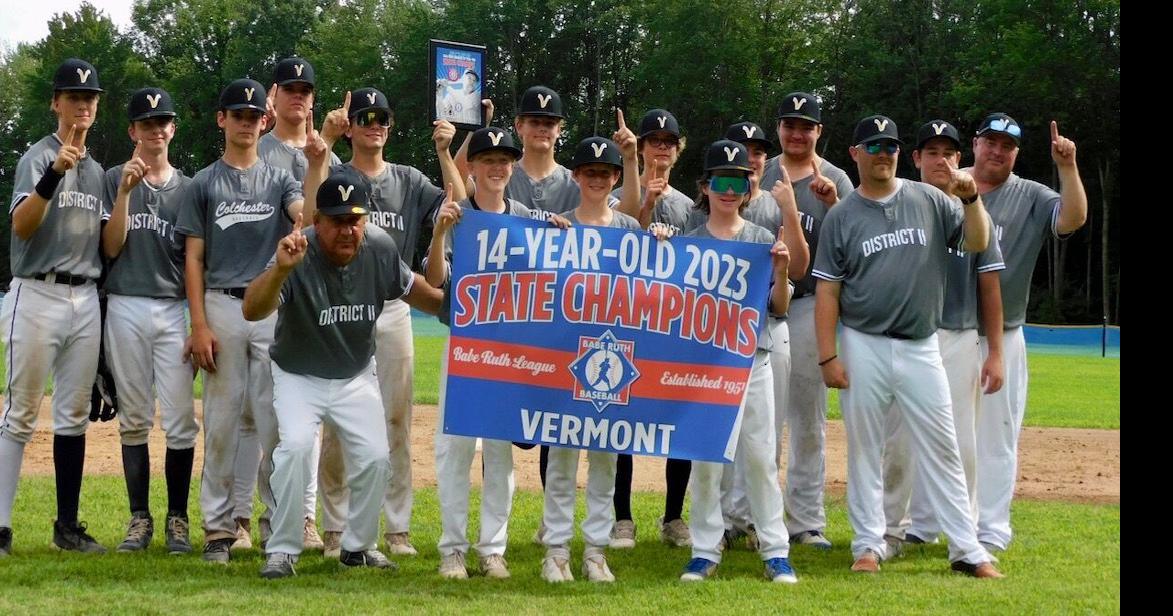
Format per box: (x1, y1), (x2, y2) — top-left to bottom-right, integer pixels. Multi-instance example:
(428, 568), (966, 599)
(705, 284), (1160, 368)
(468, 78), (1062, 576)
(442, 210), (773, 463)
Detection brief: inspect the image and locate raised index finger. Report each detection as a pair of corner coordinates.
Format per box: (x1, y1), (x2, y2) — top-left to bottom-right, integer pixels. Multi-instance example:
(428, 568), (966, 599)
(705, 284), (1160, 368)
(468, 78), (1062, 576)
(616, 108), (626, 130)
(811, 159), (823, 180)
(1050, 120), (1060, 142)
(65, 124), (77, 147)
(132, 137), (143, 159)
(293, 212), (304, 233)
(342, 90), (352, 115)
(306, 108), (315, 135)
(777, 224), (785, 241)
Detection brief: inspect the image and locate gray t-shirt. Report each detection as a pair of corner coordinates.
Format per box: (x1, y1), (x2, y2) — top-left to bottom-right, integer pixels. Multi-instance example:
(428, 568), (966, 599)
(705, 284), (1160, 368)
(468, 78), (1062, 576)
(174, 159), (302, 289)
(941, 208), (1006, 331)
(965, 171), (1063, 329)
(687, 221), (779, 351)
(270, 225), (413, 379)
(813, 180), (966, 339)
(564, 208), (642, 230)
(760, 157), (854, 298)
(9, 134), (107, 280)
(610, 184), (696, 233)
(335, 162), (443, 272)
(102, 166), (190, 298)
(258, 132), (341, 183)
(505, 162), (580, 216)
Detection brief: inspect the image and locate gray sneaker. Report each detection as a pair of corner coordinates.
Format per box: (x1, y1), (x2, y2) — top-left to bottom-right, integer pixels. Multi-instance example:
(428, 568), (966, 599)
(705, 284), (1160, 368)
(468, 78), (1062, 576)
(53, 520), (106, 554)
(203, 537), (233, 564)
(340, 548), (397, 570)
(165, 513), (192, 554)
(660, 517), (692, 548)
(260, 552), (298, 579)
(117, 512), (154, 552)
(609, 520), (636, 549)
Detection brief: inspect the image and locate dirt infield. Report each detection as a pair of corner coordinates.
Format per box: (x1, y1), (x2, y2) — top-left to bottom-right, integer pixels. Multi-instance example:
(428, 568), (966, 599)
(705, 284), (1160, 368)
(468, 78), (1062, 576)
(15, 400), (1119, 504)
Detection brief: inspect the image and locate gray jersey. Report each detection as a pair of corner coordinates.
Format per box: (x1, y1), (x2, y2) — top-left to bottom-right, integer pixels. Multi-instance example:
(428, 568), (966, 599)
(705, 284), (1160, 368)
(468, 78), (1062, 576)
(687, 221), (778, 351)
(432, 196), (533, 271)
(964, 171), (1062, 329)
(335, 162), (443, 271)
(564, 208), (642, 230)
(174, 159), (302, 289)
(941, 209), (1006, 331)
(258, 132), (341, 183)
(270, 225), (413, 379)
(812, 180), (966, 339)
(9, 134), (107, 280)
(610, 184), (696, 233)
(102, 166), (190, 298)
(760, 157), (854, 298)
(505, 162), (580, 215)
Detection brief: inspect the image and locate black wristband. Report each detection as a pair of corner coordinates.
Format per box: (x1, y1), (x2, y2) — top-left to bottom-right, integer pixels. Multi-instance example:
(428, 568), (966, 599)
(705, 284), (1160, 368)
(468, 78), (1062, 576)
(34, 167), (65, 200)
(818, 354), (838, 367)
(960, 193), (979, 205)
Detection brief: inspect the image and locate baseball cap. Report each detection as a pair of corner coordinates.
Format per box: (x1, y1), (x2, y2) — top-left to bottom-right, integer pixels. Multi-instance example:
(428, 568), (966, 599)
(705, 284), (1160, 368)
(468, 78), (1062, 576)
(915, 120), (961, 151)
(53, 58), (103, 93)
(273, 57), (315, 87)
(852, 114), (902, 146)
(316, 168), (371, 217)
(517, 86), (564, 118)
(349, 87), (392, 117)
(127, 87), (177, 122)
(467, 127), (521, 160)
(219, 78), (266, 112)
(638, 109), (681, 139)
(703, 139), (752, 172)
(725, 121), (773, 152)
(975, 112), (1021, 145)
(776, 91), (820, 123)
(570, 136), (623, 170)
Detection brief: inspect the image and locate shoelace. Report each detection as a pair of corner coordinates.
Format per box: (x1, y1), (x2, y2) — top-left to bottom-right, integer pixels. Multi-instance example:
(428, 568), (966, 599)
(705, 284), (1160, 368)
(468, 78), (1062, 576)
(168, 517), (189, 537)
(126, 518), (152, 541)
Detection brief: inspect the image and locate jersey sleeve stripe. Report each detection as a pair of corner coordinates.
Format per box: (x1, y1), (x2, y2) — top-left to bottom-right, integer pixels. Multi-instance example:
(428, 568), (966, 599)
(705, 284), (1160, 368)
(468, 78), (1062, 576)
(811, 269), (844, 281)
(976, 262), (1006, 273)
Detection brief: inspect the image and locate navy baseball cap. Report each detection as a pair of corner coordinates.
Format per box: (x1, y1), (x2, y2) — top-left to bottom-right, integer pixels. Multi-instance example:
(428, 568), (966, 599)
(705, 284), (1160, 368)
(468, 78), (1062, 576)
(127, 87), (177, 122)
(219, 78), (266, 112)
(777, 91), (820, 123)
(853, 115), (901, 146)
(349, 87), (392, 117)
(570, 136), (623, 170)
(975, 112), (1022, 145)
(468, 127), (521, 160)
(517, 86), (564, 118)
(638, 109), (681, 138)
(703, 139), (752, 173)
(53, 58), (103, 93)
(915, 120), (962, 151)
(726, 121), (773, 152)
(273, 57), (315, 87)
(317, 168), (371, 217)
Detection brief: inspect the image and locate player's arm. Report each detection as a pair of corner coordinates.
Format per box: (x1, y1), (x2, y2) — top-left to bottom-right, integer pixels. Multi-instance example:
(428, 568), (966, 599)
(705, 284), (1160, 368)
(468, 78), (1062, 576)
(768, 226), (792, 316)
(770, 166), (810, 279)
(613, 110), (641, 219)
(978, 271), (1005, 394)
(12, 126), (83, 240)
(814, 279), (848, 388)
(402, 272), (444, 315)
(425, 185), (461, 287)
(243, 214), (308, 321)
(1049, 121), (1088, 235)
(453, 99), (493, 197)
(183, 236), (218, 373)
(946, 159), (990, 253)
(103, 144), (151, 258)
(434, 120), (467, 203)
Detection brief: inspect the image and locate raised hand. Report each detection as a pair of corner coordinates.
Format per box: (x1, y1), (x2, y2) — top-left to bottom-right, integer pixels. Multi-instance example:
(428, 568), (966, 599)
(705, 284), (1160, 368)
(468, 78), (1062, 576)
(643, 164), (667, 214)
(808, 159), (837, 205)
(434, 183), (462, 234)
(771, 164), (797, 211)
(433, 119), (457, 151)
(770, 225), (790, 274)
(52, 124), (81, 174)
(263, 84), (278, 131)
(119, 139), (150, 193)
(277, 212), (309, 270)
(613, 108), (637, 159)
(944, 157), (978, 202)
(481, 98), (495, 126)
(321, 90), (351, 143)
(303, 108), (329, 164)
(1050, 120), (1077, 168)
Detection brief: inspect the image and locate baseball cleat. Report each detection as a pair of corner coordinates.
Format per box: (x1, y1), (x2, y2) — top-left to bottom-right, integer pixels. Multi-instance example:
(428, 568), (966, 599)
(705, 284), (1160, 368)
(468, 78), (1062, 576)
(952, 560), (1006, 578)
(609, 519), (636, 549)
(680, 557), (718, 581)
(541, 547), (573, 582)
(202, 538), (233, 563)
(384, 532), (417, 556)
(164, 513), (192, 554)
(303, 518), (324, 551)
(53, 520), (107, 554)
(764, 557), (799, 583)
(117, 512), (154, 552)
(790, 530), (832, 550)
(582, 547), (615, 582)
(340, 548), (397, 570)
(439, 551), (469, 579)
(260, 552), (298, 579)
(230, 518), (252, 551)
(851, 549), (882, 573)
(660, 517), (692, 548)
(480, 553), (510, 579)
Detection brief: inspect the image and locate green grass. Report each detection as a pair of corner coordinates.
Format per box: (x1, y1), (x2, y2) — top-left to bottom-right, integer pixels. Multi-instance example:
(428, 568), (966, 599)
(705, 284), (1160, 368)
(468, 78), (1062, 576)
(0, 477), (1119, 614)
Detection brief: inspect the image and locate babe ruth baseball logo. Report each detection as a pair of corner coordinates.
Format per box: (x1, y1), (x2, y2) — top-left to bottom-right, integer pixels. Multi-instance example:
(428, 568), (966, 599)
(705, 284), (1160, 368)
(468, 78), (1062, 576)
(244, 87), (255, 101)
(742, 125), (757, 138)
(366, 92), (377, 105)
(537, 93), (552, 108)
(76, 68), (91, 83)
(591, 142), (608, 158)
(146, 93), (161, 108)
(657, 116), (668, 128)
(723, 146), (738, 162)
(792, 97), (806, 110)
(488, 132), (504, 146)
(874, 118), (889, 132)
(569, 330), (640, 413)
(932, 122), (947, 135)
(338, 185), (355, 201)
(294, 64), (304, 77)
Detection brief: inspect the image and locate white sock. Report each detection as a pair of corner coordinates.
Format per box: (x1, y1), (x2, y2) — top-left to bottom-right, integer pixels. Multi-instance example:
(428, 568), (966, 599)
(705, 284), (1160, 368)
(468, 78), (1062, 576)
(0, 435), (27, 527)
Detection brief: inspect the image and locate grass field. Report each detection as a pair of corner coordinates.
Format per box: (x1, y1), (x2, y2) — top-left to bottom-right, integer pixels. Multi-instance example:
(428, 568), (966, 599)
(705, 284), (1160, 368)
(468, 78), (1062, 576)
(0, 478), (1119, 615)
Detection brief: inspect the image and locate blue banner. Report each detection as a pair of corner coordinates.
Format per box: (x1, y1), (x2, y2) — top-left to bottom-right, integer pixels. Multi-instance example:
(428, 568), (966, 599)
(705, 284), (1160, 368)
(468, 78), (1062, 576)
(442, 210), (774, 462)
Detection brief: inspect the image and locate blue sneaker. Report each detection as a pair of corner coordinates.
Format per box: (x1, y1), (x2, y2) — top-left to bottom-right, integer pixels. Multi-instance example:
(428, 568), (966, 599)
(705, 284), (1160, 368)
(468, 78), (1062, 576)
(680, 557), (718, 581)
(764, 557), (798, 583)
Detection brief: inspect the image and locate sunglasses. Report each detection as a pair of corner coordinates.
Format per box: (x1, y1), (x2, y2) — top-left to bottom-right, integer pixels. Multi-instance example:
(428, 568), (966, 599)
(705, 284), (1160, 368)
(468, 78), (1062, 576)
(860, 142), (900, 155)
(645, 135), (679, 148)
(709, 175), (750, 195)
(355, 110), (391, 128)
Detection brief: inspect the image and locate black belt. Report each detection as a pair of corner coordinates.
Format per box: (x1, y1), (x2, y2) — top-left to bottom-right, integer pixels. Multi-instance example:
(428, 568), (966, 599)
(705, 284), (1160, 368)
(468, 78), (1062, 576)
(883, 330), (915, 340)
(33, 272), (90, 286)
(215, 287), (247, 300)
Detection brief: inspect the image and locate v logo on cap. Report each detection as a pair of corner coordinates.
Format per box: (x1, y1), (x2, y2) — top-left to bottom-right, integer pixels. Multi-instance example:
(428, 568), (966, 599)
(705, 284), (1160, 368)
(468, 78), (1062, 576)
(590, 142), (608, 158)
(147, 94), (161, 109)
(366, 92), (376, 105)
(244, 88), (255, 101)
(657, 116), (667, 128)
(741, 125), (756, 138)
(488, 132), (503, 146)
(76, 68), (91, 83)
(723, 146), (738, 162)
(294, 64), (304, 77)
(338, 185), (354, 201)
(933, 122), (946, 135)
(873, 118), (889, 132)
(793, 97), (806, 110)
(537, 93), (551, 108)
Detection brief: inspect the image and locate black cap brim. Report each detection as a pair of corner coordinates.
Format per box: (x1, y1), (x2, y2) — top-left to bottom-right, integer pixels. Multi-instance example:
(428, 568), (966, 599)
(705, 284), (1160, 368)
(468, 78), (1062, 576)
(857, 135), (903, 146)
(130, 111), (178, 122)
(915, 135), (962, 151)
(318, 205), (370, 216)
(56, 85), (104, 93)
(777, 113), (819, 124)
(223, 103), (266, 112)
(519, 110), (564, 119)
(471, 145), (522, 160)
(276, 78), (314, 87)
(740, 138), (773, 152)
(706, 164), (753, 172)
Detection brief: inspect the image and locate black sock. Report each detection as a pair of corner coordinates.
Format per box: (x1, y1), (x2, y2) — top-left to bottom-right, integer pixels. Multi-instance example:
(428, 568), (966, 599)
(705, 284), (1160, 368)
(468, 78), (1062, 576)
(614, 454), (633, 521)
(664, 458), (691, 521)
(539, 445), (549, 489)
(165, 447), (195, 516)
(53, 434), (86, 526)
(121, 444), (150, 515)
